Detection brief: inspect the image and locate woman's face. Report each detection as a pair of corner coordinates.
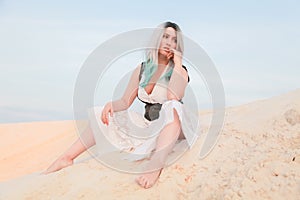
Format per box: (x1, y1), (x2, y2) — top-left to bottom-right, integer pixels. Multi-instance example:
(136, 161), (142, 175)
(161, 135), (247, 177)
(158, 27), (177, 58)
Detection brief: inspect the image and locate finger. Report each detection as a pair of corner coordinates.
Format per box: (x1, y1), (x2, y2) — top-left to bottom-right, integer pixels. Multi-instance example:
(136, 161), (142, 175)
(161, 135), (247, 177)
(105, 113), (109, 125)
(170, 48), (176, 53)
(102, 111), (107, 125)
(167, 52), (173, 60)
(171, 48), (180, 56)
(101, 111), (105, 124)
(167, 53), (171, 59)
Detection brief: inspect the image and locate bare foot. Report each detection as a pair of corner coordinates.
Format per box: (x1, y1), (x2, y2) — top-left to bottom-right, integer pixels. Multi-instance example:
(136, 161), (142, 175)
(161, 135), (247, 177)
(42, 156), (73, 174)
(136, 169), (162, 189)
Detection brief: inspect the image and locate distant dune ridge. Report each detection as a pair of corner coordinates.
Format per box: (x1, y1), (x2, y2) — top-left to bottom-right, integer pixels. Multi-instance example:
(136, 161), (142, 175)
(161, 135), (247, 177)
(0, 89), (299, 199)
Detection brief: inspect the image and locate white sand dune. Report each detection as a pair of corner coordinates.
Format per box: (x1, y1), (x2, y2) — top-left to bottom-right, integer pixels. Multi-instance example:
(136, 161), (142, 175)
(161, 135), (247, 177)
(0, 89), (299, 199)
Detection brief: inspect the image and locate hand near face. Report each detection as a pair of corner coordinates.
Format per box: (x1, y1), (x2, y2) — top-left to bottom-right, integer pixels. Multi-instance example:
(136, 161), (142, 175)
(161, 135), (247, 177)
(167, 48), (182, 67)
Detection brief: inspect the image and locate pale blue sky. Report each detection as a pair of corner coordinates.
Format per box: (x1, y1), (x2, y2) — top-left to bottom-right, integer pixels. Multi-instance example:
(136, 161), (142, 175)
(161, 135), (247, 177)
(0, 0), (299, 123)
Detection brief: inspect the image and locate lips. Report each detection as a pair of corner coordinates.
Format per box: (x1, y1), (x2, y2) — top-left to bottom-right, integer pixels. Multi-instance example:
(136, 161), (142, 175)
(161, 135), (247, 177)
(162, 47), (170, 53)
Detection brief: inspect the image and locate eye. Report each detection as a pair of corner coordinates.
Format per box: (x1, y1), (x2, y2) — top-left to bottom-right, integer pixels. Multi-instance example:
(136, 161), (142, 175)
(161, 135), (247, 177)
(163, 34), (169, 39)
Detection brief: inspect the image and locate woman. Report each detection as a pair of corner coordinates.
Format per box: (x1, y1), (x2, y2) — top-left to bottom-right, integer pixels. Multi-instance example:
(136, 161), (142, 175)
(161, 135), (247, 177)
(44, 21), (198, 189)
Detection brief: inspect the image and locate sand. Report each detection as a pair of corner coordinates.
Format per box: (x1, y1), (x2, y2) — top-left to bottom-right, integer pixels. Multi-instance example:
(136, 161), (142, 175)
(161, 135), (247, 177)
(0, 89), (299, 199)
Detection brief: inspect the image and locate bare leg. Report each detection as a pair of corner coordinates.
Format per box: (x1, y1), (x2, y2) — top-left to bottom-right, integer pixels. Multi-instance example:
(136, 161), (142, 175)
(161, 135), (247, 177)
(136, 108), (181, 188)
(43, 124), (96, 174)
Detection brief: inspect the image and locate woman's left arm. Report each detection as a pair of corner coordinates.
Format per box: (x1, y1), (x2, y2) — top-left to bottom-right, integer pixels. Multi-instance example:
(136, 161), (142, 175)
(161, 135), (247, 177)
(167, 50), (189, 100)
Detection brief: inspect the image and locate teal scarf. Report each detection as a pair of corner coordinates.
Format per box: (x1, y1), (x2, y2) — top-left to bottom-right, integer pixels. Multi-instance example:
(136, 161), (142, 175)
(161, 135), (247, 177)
(139, 59), (173, 88)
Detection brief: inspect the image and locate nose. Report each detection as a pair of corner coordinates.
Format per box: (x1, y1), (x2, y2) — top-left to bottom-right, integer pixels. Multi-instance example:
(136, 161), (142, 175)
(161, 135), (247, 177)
(165, 38), (171, 46)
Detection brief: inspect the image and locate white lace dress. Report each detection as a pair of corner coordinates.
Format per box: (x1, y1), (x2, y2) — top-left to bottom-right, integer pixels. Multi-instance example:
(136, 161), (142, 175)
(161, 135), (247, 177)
(88, 65), (199, 161)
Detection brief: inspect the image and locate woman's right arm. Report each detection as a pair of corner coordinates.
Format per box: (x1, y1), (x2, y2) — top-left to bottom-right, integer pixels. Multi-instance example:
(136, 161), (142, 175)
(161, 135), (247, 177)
(101, 64), (141, 125)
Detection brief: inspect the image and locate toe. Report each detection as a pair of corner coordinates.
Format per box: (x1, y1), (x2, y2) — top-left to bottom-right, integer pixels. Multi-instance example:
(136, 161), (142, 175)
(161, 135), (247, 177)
(145, 181), (150, 189)
(135, 177), (140, 185)
(138, 176), (145, 187)
(137, 176), (143, 186)
(144, 179), (149, 189)
(142, 177), (147, 188)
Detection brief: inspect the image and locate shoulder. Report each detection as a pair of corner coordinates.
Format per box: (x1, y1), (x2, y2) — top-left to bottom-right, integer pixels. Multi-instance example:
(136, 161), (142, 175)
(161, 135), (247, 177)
(181, 64), (190, 82)
(131, 63), (142, 74)
(137, 62), (145, 80)
(128, 63), (143, 82)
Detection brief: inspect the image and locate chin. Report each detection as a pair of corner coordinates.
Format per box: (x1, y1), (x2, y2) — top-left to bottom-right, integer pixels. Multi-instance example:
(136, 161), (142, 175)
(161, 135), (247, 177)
(158, 51), (168, 58)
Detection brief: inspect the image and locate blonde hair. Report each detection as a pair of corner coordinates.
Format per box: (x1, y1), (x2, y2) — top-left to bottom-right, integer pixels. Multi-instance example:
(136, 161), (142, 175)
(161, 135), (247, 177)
(140, 22), (184, 87)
